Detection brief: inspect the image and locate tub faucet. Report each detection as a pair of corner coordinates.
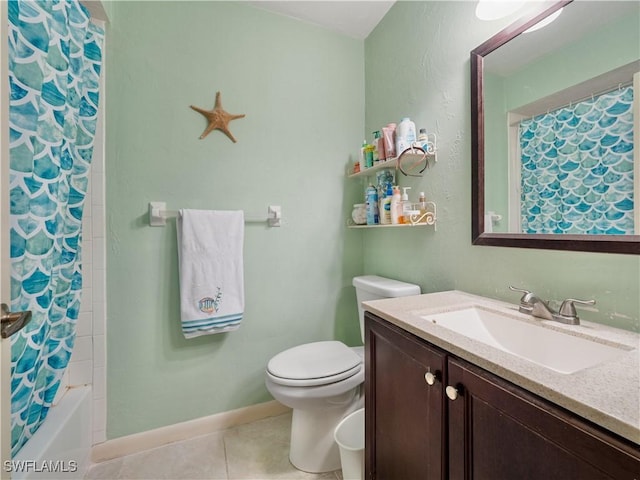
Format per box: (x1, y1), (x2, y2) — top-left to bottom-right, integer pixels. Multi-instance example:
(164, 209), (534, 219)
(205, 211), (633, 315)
(508, 286), (595, 325)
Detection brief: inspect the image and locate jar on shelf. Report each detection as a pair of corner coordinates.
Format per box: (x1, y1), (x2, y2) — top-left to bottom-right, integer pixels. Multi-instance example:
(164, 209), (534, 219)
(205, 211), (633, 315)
(351, 204), (367, 225)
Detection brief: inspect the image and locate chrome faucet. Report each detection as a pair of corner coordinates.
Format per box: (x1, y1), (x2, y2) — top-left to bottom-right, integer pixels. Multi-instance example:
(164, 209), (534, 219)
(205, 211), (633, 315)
(509, 286), (595, 325)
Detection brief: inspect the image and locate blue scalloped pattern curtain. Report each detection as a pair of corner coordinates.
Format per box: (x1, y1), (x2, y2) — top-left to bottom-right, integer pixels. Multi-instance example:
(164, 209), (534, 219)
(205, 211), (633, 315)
(8, 0), (104, 455)
(519, 86), (634, 234)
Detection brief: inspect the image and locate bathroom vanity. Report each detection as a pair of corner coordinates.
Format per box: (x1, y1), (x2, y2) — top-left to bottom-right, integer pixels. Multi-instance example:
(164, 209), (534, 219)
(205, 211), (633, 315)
(363, 291), (640, 479)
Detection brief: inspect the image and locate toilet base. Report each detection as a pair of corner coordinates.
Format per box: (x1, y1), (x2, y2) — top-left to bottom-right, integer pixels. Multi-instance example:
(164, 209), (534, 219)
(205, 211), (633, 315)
(289, 398), (360, 473)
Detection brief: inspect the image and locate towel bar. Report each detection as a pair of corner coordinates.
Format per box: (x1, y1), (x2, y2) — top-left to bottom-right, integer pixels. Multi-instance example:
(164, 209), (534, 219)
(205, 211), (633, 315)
(149, 202), (281, 227)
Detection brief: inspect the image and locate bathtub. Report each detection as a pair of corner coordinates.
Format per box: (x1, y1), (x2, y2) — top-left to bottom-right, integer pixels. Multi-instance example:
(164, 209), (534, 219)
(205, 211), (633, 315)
(12, 386), (92, 480)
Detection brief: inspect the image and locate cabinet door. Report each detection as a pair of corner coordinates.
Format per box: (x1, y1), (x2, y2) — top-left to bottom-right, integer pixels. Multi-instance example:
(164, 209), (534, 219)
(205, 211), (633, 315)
(365, 313), (447, 480)
(447, 357), (640, 480)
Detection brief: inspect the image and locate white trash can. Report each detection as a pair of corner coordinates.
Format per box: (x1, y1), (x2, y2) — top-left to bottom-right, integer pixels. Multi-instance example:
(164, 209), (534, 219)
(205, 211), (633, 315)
(334, 408), (364, 480)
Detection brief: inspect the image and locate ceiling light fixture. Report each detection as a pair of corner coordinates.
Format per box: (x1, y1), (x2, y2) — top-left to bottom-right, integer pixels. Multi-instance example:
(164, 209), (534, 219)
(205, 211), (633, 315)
(523, 8), (564, 33)
(475, 0), (525, 21)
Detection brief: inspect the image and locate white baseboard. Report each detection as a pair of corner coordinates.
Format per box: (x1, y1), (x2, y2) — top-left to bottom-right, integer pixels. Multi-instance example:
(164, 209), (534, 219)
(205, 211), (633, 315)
(91, 400), (290, 463)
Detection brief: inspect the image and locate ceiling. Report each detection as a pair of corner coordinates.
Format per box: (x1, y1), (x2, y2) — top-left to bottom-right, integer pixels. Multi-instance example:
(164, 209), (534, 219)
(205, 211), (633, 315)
(248, 1), (396, 39)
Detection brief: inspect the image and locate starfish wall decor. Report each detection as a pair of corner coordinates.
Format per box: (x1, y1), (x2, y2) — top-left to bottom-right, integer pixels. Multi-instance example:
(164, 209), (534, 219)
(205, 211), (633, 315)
(190, 91), (245, 142)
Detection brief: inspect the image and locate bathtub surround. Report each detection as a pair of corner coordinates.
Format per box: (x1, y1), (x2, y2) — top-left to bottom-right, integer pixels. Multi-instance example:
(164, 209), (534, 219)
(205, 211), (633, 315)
(52, 22), (108, 447)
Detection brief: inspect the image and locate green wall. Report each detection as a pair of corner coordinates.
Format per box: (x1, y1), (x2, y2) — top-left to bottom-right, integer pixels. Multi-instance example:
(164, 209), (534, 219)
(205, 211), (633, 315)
(363, 2), (639, 329)
(105, 0), (640, 441)
(106, 1), (364, 439)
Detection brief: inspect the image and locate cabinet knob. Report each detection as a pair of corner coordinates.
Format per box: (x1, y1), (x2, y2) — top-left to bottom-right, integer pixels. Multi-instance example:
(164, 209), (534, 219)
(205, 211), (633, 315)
(446, 385), (459, 401)
(424, 371), (437, 386)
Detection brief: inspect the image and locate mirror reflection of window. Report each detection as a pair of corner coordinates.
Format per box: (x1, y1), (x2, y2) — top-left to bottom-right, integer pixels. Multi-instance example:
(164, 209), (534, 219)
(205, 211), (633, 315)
(514, 83), (635, 235)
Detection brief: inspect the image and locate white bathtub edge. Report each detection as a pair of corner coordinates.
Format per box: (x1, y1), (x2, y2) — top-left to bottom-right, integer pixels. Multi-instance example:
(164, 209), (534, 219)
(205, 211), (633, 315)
(12, 386), (92, 480)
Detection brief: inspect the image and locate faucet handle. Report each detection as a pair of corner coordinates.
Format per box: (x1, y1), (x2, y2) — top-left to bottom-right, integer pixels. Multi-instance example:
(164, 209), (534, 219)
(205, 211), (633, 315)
(558, 298), (596, 318)
(509, 285), (530, 294)
(509, 286), (534, 303)
(509, 286), (535, 314)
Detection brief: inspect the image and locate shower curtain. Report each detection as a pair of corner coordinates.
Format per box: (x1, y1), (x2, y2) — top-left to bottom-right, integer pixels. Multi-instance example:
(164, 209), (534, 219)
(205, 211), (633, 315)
(519, 85), (634, 235)
(8, 0), (104, 454)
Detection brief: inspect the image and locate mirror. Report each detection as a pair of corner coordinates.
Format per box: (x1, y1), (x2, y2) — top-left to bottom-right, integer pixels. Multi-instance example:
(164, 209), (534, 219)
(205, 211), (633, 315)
(471, 0), (640, 254)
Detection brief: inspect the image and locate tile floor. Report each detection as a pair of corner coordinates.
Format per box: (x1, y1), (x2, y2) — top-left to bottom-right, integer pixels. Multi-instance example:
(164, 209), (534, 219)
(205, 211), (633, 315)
(84, 413), (344, 480)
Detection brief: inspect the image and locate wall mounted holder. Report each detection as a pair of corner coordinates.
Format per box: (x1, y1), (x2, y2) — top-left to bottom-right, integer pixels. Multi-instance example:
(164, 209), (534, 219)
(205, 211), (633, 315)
(148, 202), (281, 227)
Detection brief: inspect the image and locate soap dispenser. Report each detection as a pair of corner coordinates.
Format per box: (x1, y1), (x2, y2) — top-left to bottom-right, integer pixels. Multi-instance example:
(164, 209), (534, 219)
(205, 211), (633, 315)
(400, 187), (413, 224)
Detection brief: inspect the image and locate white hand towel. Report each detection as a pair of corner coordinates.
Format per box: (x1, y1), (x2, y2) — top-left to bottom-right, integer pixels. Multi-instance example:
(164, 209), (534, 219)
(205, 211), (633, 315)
(176, 209), (244, 338)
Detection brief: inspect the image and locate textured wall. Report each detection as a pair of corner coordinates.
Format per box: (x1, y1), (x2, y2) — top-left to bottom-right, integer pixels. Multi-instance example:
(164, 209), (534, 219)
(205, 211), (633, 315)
(363, 2), (639, 330)
(106, 1), (364, 439)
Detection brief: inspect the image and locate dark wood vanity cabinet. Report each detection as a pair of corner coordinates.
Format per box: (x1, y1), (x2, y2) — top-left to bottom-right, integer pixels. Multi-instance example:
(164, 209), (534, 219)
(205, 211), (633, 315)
(365, 312), (447, 479)
(365, 312), (640, 480)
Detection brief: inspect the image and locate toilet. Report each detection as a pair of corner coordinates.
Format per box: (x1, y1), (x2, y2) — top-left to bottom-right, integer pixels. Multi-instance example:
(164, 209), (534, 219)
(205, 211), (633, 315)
(265, 275), (421, 473)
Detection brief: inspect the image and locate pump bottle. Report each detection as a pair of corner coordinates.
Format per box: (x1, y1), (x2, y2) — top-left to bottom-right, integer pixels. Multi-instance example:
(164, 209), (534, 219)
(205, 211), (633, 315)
(400, 187), (414, 224)
(390, 186), (402, 225)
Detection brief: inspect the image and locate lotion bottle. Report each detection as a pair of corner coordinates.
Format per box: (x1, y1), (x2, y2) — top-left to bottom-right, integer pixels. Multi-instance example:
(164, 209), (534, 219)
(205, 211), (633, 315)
(390, 186), (402, 225)
(382, 123), (397, 159)
(380, 184), (393, 225)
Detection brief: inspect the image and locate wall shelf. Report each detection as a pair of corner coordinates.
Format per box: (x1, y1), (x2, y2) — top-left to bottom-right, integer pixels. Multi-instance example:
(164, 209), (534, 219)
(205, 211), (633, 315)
(347, 134), (438, 231)
(348, 134), (437, 179)
(348, 223), (431, 229)
(348, 158), (399, 178)
(348, 202), (437, 230)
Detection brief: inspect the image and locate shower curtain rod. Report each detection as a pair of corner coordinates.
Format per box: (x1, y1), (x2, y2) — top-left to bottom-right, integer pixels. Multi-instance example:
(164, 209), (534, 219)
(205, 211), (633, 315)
(148, 202), (281, 227)
(516, 80), (633, 124)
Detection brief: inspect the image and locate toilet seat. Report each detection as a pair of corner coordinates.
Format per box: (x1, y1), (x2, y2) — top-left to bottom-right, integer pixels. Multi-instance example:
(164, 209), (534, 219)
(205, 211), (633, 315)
(267, 341), (362, 387)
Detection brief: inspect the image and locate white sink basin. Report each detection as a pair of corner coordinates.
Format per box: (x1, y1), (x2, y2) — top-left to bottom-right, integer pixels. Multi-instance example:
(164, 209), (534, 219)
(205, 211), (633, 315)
(422, 306), (630, 374)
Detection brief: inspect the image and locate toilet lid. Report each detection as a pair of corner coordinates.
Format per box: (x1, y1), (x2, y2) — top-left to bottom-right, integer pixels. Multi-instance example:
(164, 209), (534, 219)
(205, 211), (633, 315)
(267, 341), (362, 386)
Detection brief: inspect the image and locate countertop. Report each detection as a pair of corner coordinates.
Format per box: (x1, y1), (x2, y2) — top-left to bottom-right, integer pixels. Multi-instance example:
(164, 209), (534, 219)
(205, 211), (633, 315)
(363, 290), (640, 445)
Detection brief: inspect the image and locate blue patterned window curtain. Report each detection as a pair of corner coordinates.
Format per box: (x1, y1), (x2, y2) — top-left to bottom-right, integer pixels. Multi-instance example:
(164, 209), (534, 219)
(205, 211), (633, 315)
(519, 86), (634, 234)
(8, 0), (104, 455)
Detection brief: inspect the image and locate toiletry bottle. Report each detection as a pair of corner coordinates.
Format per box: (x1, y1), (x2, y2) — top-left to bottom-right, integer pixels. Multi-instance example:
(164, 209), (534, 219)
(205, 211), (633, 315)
(365, 185), (379, 225)
(400, 187), (412, 224)
(418, 128), (429, 151)
(380, 184), (393, 225)
(396, 117), (417, 156)
(373, 130), (386, 161)
(364, 144), (375, 168)
(418, 191), (427, 223)
(360, 140), (368, 168)
(382, 123), (397, 159)
(390, 186), (402, 225)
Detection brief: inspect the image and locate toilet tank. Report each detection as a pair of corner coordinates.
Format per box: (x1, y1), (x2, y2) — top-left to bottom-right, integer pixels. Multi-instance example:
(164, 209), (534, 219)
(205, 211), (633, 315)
(352, 275), (421, 342)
